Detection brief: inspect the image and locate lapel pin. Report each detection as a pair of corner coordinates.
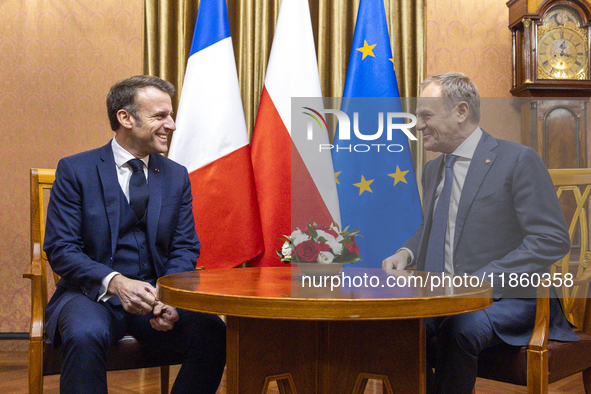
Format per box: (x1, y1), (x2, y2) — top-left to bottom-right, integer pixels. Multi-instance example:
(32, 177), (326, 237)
(155, 168), (160, 172)
(485, 159), (491, 164)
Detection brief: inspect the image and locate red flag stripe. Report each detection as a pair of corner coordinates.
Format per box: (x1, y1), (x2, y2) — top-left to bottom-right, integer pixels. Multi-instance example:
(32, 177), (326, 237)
(249, 87), (292, 267)
(189, 145), (263, 269)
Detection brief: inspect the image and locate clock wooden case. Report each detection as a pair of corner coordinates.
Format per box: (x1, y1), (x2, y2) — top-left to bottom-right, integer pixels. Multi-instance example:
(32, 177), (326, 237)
(508, 0), (589, 250)
(507, 0), (589, 171)
(508, 0), (591, 96)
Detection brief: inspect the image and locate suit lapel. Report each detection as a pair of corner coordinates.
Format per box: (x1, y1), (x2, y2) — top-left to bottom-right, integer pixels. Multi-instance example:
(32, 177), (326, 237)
(147, 154), (163, 250)
(97, 143), (121, 258)
(453, 131), (498, 254)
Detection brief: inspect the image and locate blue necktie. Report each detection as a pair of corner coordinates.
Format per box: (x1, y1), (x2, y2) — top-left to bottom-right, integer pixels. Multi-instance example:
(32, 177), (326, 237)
(424, 155), (457, 272)
(128, 159), (149, 219)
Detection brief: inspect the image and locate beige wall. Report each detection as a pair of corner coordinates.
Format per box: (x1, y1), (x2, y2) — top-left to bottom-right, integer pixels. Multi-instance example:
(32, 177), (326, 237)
(424, 0), (516, 163)
(0, 0), (515, 341)
(426, 0), (513, 99)
(0, 0), (143, 342)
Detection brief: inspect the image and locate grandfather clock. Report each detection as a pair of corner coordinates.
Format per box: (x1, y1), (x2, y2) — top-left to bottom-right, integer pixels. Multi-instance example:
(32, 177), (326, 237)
(507, 0), (591, 169)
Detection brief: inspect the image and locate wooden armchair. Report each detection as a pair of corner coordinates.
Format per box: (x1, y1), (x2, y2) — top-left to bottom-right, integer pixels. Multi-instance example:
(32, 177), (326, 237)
(23, 168), (184, 394)
(476, 168), (591, 393)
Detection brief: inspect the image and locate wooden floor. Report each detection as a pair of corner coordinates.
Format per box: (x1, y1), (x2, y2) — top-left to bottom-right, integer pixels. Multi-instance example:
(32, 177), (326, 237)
(1, 351), (585, 394)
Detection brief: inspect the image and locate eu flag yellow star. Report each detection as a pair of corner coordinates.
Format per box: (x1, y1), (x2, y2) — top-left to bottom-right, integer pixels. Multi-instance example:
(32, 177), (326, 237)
(388, 166), (409, 186)
(335, 171), (341, 184)
(354, 175), (374, 195)
(356, 40), (376, 60)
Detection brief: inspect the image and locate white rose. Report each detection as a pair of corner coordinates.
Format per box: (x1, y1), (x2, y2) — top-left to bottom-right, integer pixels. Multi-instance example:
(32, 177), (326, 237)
(316, 230), (342, 255)
(327, 239), (343, 255)
(281, 241), (292, 258)
(290, 229), (303, 238)
(316, 230), (335, 242)
(292, 231), (310, 246)
(317, 251), (335, 264)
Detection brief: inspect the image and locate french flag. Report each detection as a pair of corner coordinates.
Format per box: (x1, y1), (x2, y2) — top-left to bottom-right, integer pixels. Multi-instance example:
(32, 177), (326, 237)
(249, 0), (341, 267)
(168, 0), (263, 269)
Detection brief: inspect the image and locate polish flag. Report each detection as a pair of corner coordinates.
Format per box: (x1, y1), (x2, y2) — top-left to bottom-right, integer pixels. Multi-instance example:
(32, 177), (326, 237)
(249, 0), (340, 267)
(168, 0), (263, 269)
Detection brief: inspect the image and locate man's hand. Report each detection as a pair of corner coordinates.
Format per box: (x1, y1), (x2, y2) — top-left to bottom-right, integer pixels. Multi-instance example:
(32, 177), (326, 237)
(107, 274), (158, 315)
(150, 302), (179, 331)
(382, 249), (411, 271)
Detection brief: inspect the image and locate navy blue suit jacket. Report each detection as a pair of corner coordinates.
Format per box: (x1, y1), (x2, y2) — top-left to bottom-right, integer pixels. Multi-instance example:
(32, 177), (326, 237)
(403, 130), (578, 346)
(43, 142), (200, 343)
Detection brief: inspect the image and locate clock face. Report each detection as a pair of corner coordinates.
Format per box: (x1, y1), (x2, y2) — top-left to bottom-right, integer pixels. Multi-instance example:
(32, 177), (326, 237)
(538, 27), (588, 79)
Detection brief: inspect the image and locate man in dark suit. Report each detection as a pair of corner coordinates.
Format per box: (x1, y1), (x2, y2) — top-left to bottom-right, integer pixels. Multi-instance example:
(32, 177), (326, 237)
(382, 72), (578, 394)
(43, 75), (226, 394)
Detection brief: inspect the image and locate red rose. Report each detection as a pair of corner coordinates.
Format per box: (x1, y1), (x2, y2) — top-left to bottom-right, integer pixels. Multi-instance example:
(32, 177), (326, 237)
(345, 237), (360, 254)
(295, 240), (321, 262)
(318, 242), (330, 252)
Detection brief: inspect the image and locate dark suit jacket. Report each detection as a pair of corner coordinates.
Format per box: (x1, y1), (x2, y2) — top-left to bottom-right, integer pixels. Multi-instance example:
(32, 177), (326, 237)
(404, 130), (579, 345)
(43, 142), (200, 343)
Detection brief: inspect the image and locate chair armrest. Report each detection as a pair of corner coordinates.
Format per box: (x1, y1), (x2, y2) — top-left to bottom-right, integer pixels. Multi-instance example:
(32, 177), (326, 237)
(528, 282), (550, 352)
(573, 264), (591, 287)
(24, 242), (43, 278)
(23, 242), (45, 341)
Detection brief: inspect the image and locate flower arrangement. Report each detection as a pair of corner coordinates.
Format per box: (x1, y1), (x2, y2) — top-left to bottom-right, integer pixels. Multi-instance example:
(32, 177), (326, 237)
(277, 222), (361, 264)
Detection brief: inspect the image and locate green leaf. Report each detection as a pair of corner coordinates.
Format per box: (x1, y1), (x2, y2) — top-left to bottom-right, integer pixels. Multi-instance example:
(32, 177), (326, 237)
(307, 223), (318, 238)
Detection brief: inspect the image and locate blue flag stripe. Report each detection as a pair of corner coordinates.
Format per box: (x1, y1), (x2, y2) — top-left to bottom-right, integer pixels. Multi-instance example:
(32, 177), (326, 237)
(190, 0), (231, 56)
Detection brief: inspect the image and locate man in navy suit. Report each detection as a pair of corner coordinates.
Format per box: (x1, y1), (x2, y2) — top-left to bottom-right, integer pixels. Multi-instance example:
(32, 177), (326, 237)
(44, 75), (226, 394)
(382, 72), (578, 394)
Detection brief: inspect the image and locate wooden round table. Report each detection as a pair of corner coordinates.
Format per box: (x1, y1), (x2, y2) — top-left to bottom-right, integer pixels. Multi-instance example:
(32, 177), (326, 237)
(158, 267), (492, 394)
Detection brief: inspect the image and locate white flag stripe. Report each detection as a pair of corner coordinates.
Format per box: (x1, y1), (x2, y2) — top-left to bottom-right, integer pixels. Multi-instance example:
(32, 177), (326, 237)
(170, 37), (248, 172)
(262, 0), (340, 225)
(264, 0), (322, 136)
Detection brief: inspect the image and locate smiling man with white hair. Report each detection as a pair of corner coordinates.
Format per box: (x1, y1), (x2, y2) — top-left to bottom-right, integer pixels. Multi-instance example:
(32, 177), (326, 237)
(383, 72), (579, 394)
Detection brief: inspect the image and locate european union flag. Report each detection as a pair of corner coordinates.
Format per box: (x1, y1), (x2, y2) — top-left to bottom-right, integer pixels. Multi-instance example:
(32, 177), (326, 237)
(331, 0), (422, 268)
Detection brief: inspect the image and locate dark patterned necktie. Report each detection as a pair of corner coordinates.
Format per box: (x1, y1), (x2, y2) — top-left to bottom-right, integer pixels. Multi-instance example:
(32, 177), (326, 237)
(128, 158), (149, 219)
(424, 155), (457, 272)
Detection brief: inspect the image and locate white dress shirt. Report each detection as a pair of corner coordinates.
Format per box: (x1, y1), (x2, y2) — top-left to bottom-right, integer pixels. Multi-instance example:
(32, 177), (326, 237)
(112, 137), (150, 202)
(97, 138), (150, 301)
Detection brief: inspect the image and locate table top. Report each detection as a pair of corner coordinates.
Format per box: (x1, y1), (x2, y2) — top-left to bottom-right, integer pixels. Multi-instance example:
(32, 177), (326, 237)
(157, 267), (493, 320)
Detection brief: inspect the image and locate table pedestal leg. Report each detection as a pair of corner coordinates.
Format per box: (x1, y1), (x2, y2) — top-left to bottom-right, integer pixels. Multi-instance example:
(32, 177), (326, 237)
(226, 317), (426, 394)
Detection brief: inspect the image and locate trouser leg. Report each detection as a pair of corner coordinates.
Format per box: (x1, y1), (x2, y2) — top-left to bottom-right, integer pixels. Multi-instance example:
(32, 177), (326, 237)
(128, 309), (226, 394)
(426, 310), (501, 394)
(57, 295), (125, 394)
